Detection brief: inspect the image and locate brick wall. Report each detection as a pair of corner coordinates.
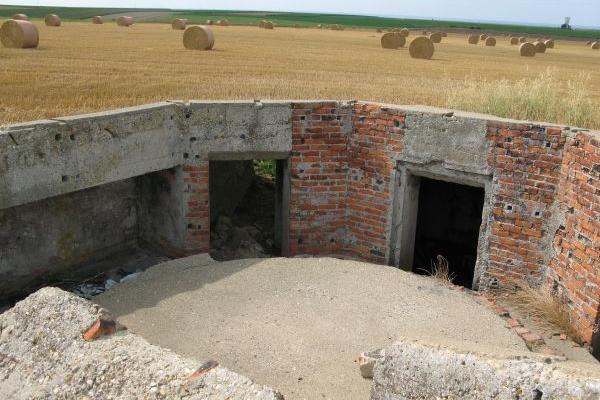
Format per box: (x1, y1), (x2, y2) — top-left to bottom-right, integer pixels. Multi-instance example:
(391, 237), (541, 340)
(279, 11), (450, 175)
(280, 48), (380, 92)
(346, 103), (404, 263)
(182, 163), (210, 254)
(548, 133), (600, 343)
(483, 123), (566, 286)
(288, 102), (350, 256)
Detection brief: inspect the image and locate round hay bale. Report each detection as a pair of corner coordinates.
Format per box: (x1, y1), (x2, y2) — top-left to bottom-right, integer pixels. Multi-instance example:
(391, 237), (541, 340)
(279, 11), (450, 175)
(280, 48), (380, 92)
(44, 14), (61, 27)
(533, 41), (546, 53)
(116, 16), (134, 27)
(409, 36), (435, 59)
(485, 37), (496, 46)
(429, 32), (442, 43)
(376, 28), (382, 33)
(591, 41), (600, 50)
(510, 37), (519, 45)
(422, 31), (428, 35)
(391, 28), (401, 33)
(519, 42), (536, 57)
(12, 14), (29, 21)
(92, 16), (103, 24)
(218, 19), (229, 26)
(206, 20), (214, 25)
(400, 28), (409, 37)
(381, 32), (401, 49)
(480, 34), (488, 41)
(468, 34), (479, 44)
(1, 19), (38, 49)
(183, 25), (215, 50)
(519, 37), (527, 43)
(264, 21), (274, 30)
(171, 18), (186, 30)
(544, 39), (554, 49)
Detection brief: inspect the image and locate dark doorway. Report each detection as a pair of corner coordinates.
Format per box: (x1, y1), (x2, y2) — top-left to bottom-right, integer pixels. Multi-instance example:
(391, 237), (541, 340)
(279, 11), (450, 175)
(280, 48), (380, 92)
(412, 177), (485, 287)
(209, 159), (287, 261)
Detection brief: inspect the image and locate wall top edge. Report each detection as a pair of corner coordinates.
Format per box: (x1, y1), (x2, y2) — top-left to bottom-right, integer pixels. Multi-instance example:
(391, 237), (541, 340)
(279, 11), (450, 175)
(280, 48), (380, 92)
(359, 101), (600, 137)
(1, 100), (598, 139)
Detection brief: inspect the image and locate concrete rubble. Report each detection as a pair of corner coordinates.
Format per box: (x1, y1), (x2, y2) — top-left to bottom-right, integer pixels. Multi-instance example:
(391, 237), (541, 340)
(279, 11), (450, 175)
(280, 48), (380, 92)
(0, 287), (283, 400)
(370, 337), (600, 399)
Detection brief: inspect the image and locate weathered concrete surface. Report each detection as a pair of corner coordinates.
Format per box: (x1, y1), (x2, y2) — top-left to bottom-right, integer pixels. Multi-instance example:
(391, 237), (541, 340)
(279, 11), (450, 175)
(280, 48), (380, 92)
(371, 337), (600, 400)
(400, 109), (490, 175)
(182, 100), (292, 161)
(96, 255), (527, 400)
(0, 103), (182, 210)
(0, 287), (282, 399)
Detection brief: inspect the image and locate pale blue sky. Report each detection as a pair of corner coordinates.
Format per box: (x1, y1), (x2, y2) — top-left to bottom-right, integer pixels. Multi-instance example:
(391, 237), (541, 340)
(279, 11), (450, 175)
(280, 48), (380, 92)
(5, 0), (600, 28)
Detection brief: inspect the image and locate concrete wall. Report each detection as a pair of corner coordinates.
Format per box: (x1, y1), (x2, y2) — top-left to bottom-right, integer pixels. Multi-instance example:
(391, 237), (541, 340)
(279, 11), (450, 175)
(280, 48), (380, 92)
(0, 179), (138, 299)
(1, 100), (598, 343)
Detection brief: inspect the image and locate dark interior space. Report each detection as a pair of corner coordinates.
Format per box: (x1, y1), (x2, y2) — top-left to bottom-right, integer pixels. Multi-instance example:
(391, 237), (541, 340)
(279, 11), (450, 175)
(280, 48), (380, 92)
(209, 159), (283, 261)
(412, 177), (485, 288)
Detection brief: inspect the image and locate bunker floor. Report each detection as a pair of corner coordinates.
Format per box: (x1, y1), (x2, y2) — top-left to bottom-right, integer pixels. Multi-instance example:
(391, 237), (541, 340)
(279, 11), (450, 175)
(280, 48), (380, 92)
(96, 255), (528, 400)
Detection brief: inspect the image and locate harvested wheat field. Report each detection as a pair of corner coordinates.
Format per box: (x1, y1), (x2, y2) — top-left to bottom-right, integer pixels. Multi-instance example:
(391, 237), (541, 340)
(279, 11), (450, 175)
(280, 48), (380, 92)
(1, 21), (600, 127)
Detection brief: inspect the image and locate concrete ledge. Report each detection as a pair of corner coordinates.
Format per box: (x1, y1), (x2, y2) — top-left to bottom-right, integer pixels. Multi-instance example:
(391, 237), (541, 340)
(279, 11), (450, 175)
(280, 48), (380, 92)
(371, 338), (600, 399)
(0, 287), (282, 399)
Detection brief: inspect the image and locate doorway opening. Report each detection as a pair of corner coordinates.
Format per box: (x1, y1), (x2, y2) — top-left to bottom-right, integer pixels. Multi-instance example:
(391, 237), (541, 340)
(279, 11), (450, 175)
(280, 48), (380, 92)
(411, 177), (485, 287)
(209, 159), (288, 261)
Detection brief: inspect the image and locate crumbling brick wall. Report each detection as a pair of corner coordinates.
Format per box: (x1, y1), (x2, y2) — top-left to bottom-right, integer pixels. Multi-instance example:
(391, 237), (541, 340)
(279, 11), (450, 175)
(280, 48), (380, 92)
(483, 123), (566, 286)
(548, 132), (600, 343)
(288, 102), (350, 256)
(182, 163), (210, 254)
(345, 103), (404, 263)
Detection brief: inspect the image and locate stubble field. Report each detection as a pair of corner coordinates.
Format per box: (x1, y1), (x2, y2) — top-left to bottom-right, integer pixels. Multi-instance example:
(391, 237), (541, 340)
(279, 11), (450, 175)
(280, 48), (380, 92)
(1, 21), (599, 128)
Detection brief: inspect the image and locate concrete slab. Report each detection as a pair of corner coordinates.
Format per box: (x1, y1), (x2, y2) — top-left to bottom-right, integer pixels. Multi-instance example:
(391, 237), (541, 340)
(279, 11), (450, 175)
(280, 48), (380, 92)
(96, 255), (527, 400)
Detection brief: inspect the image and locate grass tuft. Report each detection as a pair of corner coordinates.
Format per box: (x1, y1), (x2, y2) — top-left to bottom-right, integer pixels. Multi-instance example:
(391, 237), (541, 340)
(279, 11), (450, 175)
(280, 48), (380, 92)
(426, 255), (456, 285)
(505, 280), (582, 344)
(447, 68), (599, 129)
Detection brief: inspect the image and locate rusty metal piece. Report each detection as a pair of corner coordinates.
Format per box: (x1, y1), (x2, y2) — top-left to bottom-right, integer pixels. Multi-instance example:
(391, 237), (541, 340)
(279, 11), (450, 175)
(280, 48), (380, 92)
(190, 360), (219, 379)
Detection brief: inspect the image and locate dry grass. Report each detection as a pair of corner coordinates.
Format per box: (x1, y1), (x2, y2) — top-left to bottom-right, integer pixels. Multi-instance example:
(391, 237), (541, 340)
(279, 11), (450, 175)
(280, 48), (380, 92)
(448, 69), (599, 129)
(505, 281), (582, 344)
(1, 22), (600, 127)
(425, 255), (456, 285)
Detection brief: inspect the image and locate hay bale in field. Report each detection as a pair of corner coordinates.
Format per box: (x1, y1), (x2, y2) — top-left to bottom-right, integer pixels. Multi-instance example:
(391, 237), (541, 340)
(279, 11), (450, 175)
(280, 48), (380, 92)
(409, 36), (434, 59)
(376, 28), (382, 33)
(380, 32), (405, 49)
(92, 16), (103, 24)
(171, 18), (186, 30)
(45, 14), (61, 27)
(544, 39), (554, 49)
(533, 41), (546, 53)
(510, 37), (519, 45)
(183, 25), (215, 50)
(591, 42), (600, 50)
(422, 31), (428, 35)
(206, 20), (214, 25)
(400, 28), (409, 37)
(468, 34), (479, 44)
(264, 21), (274, 30)
(391, 28), (401, 33)
(12, 14), (29, 21)
(1, 19), (38, 48)
(519, 37), (527, 43)
(519, 42), (536, 57)
(480, 34), (488, 41)
(218, 19), (230, 26)
(116, 16), (134, 27)
(485, 37), (496, 46)
(429, 32), (442, 43)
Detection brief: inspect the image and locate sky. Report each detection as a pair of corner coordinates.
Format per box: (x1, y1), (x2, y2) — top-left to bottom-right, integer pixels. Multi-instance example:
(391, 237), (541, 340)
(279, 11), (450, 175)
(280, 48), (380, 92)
(4, 0), (600, 28)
